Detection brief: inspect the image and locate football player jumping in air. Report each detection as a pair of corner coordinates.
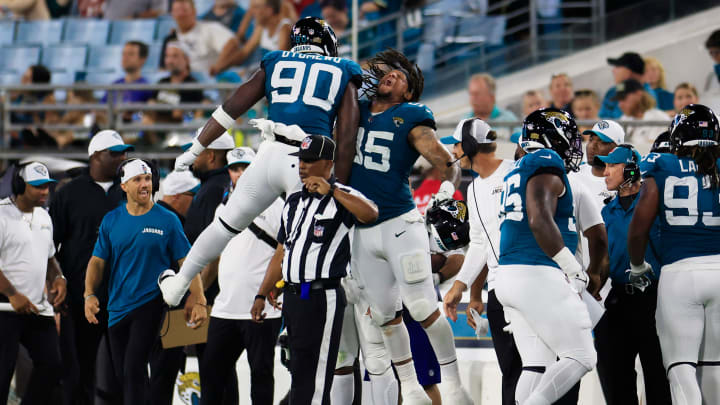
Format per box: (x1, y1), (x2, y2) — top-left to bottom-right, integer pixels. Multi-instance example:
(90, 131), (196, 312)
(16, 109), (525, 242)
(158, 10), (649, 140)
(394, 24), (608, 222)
(159, 17), (363, 306)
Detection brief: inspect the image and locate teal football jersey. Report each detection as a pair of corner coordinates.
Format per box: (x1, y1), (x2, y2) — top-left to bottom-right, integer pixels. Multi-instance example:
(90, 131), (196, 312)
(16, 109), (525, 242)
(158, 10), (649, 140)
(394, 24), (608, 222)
(262, 50), (363, 137)
(499, 149), (578, 268)
(640, 152), (720, 264)
(350, 100), (435, 224)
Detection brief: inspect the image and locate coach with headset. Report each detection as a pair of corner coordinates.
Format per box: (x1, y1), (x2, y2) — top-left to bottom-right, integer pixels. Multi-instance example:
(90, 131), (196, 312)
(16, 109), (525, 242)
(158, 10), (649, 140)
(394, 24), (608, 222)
(84, 159), (207, 405)
(0, 162), (65, 404)
(594, 144), (671, 404)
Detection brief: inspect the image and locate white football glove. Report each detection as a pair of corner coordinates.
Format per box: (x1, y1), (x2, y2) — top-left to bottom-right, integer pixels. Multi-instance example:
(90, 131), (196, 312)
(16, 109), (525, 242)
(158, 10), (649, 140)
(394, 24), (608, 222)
(468, 307), (489, 338)
(430, 180), (455, 206)
(342, 275), (363, 305)
(273, 122), (308, 142)
(249, 118), (277, 141)
(552, 247), (588, 294)
(175, 138), (205, 171)
(626, 261), (654, 292)
(158, 270), (192, 307)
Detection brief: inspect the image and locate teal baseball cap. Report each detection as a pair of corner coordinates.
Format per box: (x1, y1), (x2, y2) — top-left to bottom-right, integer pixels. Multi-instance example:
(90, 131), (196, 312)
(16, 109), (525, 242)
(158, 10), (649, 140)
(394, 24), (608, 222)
(597, 145), (641, 165)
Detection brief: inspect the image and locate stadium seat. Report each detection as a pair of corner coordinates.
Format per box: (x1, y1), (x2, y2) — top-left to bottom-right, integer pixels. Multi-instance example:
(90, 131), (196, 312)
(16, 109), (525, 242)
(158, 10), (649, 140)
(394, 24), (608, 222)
(0, 47), (41, 74)
(195, 0), (214, 16)
(146, 42), (164, 70)
(41, 45), (88, 72)
(50, 70), (76, 101)
(15, 20), (64, 45)
(0, 71), (21, 86)
(0, 21), (15, 45)
(63, 19), (111, 45)
(84, 71), (119, 84)
(155, 18), (176, 40)
(87, 44), (124, 71)
(109, 20), (157, 45)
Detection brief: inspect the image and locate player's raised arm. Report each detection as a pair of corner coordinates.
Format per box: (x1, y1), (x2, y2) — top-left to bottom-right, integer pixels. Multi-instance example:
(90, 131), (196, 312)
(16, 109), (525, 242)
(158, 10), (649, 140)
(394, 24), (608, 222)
(175, 69), (266, 171)
(333, 81), (360, 184)
(409, 125), (460, 187)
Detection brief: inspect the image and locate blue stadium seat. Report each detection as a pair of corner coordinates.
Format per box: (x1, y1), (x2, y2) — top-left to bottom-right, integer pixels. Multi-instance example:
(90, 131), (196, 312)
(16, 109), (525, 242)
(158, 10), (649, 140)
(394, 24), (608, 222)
(0, 47), (41, 73)
(155, 18), (176, 40)
(109, 20), (156, 45)
(0, 21), (15, 45)
(195, 0), (214, 16)
(16, 20), (64, 45)
(63, 19), (111, 45)
(0, 71), (21, 86)
(146, 42), (164, 70)
(87, 44), (124, 71)
(41, 45), (88, 72)
(50, 70), (76, 101)
(84, 71), (119, 84)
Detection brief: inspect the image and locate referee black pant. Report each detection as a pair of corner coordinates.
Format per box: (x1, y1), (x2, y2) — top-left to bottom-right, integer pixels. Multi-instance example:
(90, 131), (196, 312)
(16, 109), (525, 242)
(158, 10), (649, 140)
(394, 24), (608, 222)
(283, 283), (346, 405)
(107, 296), (164, 405)
(486, 289), (580, 405)
(200, 316), (282, 405)
(595, 283), (671, 405)
(0, 312), (62, 405)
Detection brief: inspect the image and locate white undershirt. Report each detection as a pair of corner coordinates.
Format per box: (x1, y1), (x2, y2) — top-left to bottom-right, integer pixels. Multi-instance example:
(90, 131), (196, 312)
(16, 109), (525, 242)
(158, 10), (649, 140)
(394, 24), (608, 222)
(95, 180), (113, 193)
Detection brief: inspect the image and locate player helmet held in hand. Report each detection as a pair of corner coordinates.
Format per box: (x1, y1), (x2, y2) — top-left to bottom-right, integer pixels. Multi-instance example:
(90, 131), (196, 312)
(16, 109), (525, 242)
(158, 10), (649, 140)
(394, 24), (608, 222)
(426, 197), (470, 251)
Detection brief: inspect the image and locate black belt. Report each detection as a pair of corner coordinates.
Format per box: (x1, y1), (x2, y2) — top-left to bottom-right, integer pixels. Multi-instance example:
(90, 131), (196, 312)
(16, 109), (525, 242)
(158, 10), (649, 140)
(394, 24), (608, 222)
(285, 279), (341, 294)
(275, 135), (302, 147)
(248, 222), (277, 249)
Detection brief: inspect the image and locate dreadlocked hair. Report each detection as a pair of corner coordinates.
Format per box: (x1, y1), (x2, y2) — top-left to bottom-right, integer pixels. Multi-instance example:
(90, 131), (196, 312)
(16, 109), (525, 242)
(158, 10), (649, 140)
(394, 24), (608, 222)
(361, 48), (424, 102)
(677, 145), (720, 188)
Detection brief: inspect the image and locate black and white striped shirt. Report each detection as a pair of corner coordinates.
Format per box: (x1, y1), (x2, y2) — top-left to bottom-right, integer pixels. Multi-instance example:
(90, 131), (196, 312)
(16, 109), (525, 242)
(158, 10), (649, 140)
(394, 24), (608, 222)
(277, 181), (363, 283)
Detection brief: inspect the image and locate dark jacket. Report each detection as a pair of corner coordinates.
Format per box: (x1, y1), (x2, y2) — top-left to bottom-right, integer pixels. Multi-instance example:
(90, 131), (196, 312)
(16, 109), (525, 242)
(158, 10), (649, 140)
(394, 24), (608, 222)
(49, 171), (124, 305)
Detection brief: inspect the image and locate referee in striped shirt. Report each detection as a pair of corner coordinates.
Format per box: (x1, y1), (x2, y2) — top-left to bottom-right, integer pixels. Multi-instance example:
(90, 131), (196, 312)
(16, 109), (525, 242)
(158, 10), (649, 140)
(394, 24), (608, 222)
(251, 135), (378, 405)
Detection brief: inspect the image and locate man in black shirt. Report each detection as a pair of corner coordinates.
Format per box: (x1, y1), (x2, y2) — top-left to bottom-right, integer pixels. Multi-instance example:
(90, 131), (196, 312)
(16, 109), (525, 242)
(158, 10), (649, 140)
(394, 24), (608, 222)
(49, 130), (133, 405)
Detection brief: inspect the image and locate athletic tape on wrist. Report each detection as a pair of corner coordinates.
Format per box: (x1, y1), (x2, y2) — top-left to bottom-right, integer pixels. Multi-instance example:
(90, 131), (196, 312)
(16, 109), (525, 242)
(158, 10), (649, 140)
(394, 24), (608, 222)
(552, 247), (579, 275)
(188, 139), (205, 157)
(212, 106), (235, 129)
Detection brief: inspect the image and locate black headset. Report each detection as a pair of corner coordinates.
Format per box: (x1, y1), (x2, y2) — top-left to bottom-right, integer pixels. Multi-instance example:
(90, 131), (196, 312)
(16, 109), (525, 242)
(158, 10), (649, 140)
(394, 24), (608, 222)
(11, 163), (32, 196)
(461, 119), (480, 159)
(617, 143), (640, 184)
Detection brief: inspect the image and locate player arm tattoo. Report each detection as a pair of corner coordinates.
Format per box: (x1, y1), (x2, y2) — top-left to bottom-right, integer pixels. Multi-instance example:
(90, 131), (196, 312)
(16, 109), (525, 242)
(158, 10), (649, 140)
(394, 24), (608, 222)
(583, 223), (609, 296)
(334, 82), (360, 184)
(409, 125), (460, 187)
(627, 178), (660, 266)
(0, 269), (17, 297)
(526, 173), (566, 257)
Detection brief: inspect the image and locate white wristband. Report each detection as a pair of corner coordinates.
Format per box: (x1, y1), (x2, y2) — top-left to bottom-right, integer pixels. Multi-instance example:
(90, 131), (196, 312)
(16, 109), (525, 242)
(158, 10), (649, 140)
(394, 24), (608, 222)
(188, 138), (205, 157)
(552, 247), (580, 275)
(212, 106), (235, 129)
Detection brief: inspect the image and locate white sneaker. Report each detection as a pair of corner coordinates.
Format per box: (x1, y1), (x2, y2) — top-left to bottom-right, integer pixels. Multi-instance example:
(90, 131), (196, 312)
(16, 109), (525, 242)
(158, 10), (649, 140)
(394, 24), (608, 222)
(158, 270), (191, 307)
(401, 385), (432, 405)
(439, 381), (474, 405)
